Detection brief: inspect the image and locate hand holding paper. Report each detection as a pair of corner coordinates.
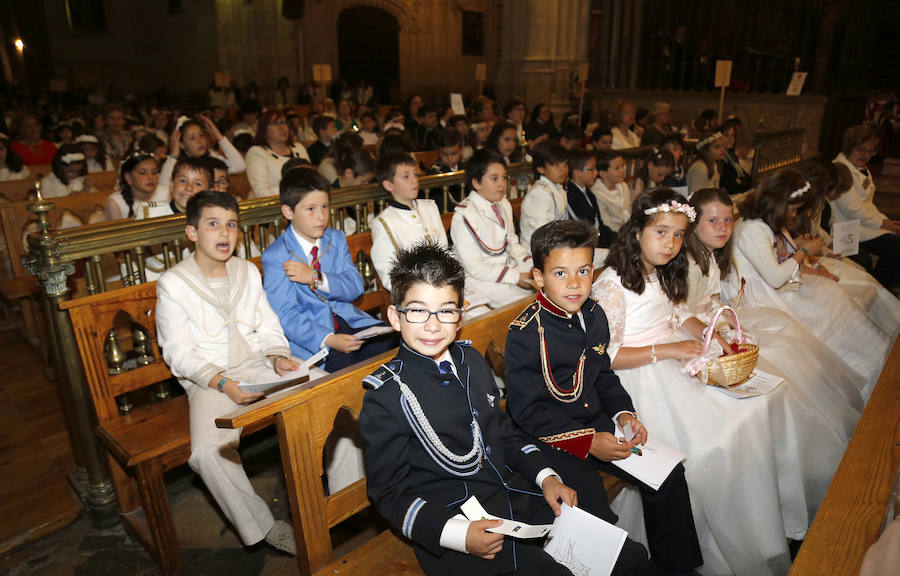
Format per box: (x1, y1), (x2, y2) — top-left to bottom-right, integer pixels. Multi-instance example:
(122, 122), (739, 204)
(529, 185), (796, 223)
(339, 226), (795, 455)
(460, 496), (552, 539)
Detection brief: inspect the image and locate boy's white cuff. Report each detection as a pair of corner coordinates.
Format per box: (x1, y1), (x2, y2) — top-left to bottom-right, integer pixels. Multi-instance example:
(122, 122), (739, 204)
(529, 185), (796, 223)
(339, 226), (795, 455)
(535, 467), (561, 489)
(439, 515), (471, 554)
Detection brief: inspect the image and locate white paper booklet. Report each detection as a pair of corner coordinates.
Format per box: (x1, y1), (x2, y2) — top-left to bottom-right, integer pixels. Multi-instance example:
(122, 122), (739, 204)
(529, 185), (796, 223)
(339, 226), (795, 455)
(237, 352), (327, 394)
(543, 503), (627, 576)
(460, 496), (552, 539)
(353, 325), (397, 340)
(832, 218), (860, 257)
(712, 368), (784, 399)
(610, 434), (687, 491)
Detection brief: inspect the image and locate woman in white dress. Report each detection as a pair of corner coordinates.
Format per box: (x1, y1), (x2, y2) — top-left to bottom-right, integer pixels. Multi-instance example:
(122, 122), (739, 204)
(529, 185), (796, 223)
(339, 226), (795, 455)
(722, 168), (891, 398)
(245, 110), (310, 198)
(792, 161), (900, 338)
(610, 100), (641, 149)
(593, 188), (846, 576)
(684, 187), (864, 443)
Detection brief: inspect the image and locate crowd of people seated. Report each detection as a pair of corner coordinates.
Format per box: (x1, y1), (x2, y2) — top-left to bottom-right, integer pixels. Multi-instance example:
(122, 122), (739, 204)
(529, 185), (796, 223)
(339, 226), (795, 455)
(2, 84), (898, 576)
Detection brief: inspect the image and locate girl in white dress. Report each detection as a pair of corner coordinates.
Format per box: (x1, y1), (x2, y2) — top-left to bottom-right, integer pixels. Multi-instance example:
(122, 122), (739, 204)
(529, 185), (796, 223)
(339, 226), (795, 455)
(159, 116), (246, 189)
(684, 188), (864, 443)
(41, 144), (87, 198)
(105, 151), (160, 220)
(75, 134), (115, 173)
(686, 131), (725, 197)
(592, 188), (840, 576)
(792, 161), (900, 338)
(722, 168), (891, 398)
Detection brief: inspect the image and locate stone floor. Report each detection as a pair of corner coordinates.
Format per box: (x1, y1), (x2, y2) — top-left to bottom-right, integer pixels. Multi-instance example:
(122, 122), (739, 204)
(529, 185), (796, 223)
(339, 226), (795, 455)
(0, 430), (379, 576)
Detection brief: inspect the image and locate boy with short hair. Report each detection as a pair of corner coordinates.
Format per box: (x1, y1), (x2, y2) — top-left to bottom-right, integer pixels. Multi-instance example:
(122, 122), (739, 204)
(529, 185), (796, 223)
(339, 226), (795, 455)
(416, 105), (441, 151)
(262, 167), (396, 372)
(558, 122), (584, 150)
(360, 242), (651, 576)
(519, 140), (569, 247)
(565, 148), (616, 249)
(450, 150), (535, 308)
(592, 150), (631, 231)
(504, 220), (703, 574)
(140, 156), (212, 219)
(427, 127), (463, 175)
(370, 152), (446, 290)
(307, 115), (338, 165)
(156, 191), (299, 555)
(208, 156), (230, 194)
(591, 127), (613, 152)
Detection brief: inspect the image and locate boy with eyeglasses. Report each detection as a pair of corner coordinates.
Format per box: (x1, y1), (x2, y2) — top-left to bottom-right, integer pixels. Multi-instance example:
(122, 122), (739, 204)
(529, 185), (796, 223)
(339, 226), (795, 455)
(359, 242), (651, 576)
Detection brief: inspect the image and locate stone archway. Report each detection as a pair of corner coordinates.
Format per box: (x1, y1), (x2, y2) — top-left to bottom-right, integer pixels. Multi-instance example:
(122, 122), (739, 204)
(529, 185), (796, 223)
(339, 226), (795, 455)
(337, 5), (400, 101)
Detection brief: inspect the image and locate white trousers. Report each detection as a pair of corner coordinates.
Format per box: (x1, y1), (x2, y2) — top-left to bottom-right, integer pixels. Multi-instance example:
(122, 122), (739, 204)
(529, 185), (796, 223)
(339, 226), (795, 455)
(187, 385), (275, 545)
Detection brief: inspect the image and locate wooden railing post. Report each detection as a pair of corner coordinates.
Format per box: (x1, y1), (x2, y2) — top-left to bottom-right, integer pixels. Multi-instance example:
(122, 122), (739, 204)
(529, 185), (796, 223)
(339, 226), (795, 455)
(23, 185), (119, 528)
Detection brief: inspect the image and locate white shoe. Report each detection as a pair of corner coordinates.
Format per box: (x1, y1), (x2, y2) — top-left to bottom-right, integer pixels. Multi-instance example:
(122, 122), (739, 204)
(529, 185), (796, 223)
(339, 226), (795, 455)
(265, 520), (297, 556)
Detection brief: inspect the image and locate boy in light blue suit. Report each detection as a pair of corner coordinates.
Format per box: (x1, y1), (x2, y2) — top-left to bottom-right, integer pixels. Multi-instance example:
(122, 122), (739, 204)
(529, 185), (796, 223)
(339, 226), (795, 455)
(262, 168), (398, 371)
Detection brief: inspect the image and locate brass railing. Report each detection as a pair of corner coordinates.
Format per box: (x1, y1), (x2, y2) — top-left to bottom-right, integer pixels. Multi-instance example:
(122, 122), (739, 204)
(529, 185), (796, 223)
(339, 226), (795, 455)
(20, 132), (797, 526)
(751, 128), (807, 181)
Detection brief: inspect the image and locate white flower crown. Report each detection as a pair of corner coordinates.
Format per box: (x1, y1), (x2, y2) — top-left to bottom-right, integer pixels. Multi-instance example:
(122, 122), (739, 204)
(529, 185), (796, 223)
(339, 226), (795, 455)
(644, 200), (697, 222)
(697, 131), (723, 149)
(61, 152), (86, 164)
(789, 182), (811, 200)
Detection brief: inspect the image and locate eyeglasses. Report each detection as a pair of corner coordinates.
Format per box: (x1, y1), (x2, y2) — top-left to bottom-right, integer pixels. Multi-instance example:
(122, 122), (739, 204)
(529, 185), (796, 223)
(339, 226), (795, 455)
(396, 306), (462, 324)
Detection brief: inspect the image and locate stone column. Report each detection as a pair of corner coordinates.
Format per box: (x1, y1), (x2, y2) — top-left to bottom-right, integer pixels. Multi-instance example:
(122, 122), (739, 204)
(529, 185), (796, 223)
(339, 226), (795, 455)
(498, 0), (591, 119)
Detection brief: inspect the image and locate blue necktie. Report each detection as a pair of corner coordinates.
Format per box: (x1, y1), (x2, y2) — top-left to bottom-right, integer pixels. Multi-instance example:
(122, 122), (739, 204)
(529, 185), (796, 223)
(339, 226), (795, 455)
(438, 360), (454, 375)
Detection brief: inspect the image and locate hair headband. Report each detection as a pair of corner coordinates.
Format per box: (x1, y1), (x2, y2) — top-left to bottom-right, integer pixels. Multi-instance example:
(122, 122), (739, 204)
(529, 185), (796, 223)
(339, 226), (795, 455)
(697, 132), (723, 149)
(789, 182), (811, 201)
(174, 115), (191, 132)
(74, 134), (99, 144)
(644, 199), (697, 222)
(61, 152), (85, 164)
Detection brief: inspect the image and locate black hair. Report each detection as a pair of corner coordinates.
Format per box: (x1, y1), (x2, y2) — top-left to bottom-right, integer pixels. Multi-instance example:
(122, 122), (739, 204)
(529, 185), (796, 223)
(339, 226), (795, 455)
(51, 143), (86, 184)
(232, 133), (254, 155)
(336, 145), (375, 179)
(389, 241), (466, 307)
(530, 219), (597, 271)
(568, 148), (596, 176)
(134, 133), (165, 156)
(0, 134), (25, 173)
(465, 149), (506, 193)
(532, 140), (568, 178)
(313, 115), (335, 138)
(636, 147), (675, 187)
(559, 122), (584, 145)
(378, 130), (416, 157)
(281, 157), (311, 177)
(486, 120), (523, 162)
(596, 149), (624, 172)
(119, 151), (158, 218)
(376, 152), (416, 189)
(694, 130), (723, 179)
(591, 126), (612, 142)
(172, 156), (214, 188)
(78, 137), (109, 170)
(660, 132), (684, 149)
(240, 98), (262, 117)
(686, 187), (735, 277)
(280, 166), (331, 209)
(207, 156), (228, 174)
(503, 97), (527, 118)
(438, 127), (462, 149)
(418, 105), (437, 118)
(738, 167), (811, 235)
(607, 187), (690, 302)
(186, 190), (239, 228)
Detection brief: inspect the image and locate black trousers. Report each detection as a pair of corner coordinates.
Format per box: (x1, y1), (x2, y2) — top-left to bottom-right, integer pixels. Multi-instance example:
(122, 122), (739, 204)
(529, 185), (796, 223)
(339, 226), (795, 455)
(540, 442), (703, 572)
(323, 315), (400, 372)
(859, 233), (900, 289)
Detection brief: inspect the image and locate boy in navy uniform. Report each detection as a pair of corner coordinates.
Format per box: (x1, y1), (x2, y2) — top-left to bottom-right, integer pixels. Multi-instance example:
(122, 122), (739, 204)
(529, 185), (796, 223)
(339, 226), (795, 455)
(505, 220), (703, 574)
(360, 242), (650, 576)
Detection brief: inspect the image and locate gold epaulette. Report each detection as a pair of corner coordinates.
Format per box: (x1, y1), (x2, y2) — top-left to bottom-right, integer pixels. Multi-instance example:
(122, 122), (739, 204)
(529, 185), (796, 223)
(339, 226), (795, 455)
(509, 302), (539, 330)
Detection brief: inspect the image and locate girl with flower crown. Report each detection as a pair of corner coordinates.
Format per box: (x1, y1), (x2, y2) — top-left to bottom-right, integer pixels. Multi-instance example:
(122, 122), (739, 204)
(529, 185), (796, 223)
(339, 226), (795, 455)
(592, 188), (849, 576)
(722, 168), (891, 398)
(686, 130), (726, 196)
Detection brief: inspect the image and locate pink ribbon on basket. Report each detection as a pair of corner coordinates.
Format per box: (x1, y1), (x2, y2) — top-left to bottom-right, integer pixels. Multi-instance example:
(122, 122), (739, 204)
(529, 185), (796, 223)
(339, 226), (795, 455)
(683, 306), (750, 381)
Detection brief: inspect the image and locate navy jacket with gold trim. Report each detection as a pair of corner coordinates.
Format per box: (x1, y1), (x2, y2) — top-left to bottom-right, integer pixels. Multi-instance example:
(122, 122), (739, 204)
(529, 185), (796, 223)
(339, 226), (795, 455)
(505, 292), (634, 460)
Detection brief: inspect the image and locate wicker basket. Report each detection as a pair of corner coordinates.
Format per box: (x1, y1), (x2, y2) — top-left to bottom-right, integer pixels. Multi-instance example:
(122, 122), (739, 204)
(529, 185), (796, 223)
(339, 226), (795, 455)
(699, 306), (759, 388)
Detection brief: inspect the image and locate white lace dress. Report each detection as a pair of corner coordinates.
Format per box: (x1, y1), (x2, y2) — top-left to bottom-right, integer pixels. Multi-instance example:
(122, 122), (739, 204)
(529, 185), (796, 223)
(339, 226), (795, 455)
(593, 267), (843, 576)
(721, 219), (892, 398)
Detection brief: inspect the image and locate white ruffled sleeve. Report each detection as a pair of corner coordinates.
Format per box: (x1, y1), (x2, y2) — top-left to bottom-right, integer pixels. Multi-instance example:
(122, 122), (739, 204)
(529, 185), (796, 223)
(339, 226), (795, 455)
(591, 272), (627, 362)
(737, 220), (799, 288)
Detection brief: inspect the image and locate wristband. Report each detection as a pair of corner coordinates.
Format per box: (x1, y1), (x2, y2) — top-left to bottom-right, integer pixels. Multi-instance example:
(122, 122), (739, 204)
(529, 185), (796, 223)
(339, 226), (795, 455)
(650, 343), (658, 364)
(798, 246), (808, 255)
(216, 376), (227, 392)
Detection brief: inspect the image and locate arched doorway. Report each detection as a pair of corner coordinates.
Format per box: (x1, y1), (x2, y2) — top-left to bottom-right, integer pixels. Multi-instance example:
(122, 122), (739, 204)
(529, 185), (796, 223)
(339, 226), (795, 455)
(338, 6), (399, 102)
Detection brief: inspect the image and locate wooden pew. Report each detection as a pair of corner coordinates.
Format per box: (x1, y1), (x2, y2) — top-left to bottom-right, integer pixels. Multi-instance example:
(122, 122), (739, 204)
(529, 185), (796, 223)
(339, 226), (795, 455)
(0, 170), (118, 203)
(789, 338), (900, 576)
(217, 298), (625, 576)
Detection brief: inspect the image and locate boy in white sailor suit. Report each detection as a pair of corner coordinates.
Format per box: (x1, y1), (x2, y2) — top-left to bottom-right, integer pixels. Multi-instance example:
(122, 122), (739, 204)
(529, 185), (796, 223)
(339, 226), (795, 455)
(518, 141), (570, 248)
(450, 150), (535, 309)
(155, 191), (298, 555)
(504, 220), (702, 574)
(370, 152), (447, 290)
(360, 242), (651, 576)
